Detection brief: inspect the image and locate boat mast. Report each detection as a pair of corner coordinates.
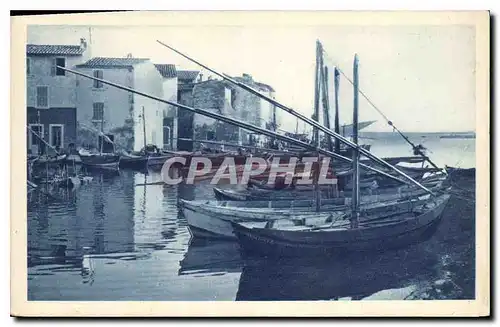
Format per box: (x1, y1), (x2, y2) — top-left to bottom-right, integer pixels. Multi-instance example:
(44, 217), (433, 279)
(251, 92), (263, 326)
(59, 66), (428, 188)
(312, 40), (322, 146)
(142, 106), (147, 151)
(351, 54), (360, 229)
(321, 66), (333, 152)
(333, 67), (341, 154)
(100, 110), (104, 154)
(313, 41), (324, 210)
(155, 40), (435, 195)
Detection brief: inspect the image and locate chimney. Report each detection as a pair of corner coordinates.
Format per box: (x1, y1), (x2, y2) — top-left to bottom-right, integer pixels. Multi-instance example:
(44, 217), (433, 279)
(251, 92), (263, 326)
(126, 53), (133, 58)
(80, 37), (87, 50)
(198, 73), (203, 82)
(242, 73), (252, 81)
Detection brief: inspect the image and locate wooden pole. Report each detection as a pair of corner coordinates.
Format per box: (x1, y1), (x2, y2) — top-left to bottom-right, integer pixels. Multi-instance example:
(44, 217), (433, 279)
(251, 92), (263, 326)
(315, 152), (321, 212)
(351, 54), (360, 229)
(142, 106), (147, 151)
(312, 40), (321, 146)
(334, 67), (341, 154)
(321, 66), (333, 152)
(100, 111), (104, 154)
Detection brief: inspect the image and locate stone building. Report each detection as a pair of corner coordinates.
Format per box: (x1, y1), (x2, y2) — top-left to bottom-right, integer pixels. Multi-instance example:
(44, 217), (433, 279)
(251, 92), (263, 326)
(26, 39), (90, 154)
(176, 70), (201, 151)
(191, 73), (276, 149)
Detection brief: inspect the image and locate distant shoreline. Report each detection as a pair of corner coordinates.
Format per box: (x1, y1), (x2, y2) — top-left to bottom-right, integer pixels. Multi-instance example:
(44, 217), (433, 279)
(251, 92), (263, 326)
(439, 134), (476, 139)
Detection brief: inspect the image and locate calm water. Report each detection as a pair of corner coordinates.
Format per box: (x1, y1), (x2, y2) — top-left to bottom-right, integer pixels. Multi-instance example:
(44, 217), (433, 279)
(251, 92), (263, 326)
(27, 134), (476, 301)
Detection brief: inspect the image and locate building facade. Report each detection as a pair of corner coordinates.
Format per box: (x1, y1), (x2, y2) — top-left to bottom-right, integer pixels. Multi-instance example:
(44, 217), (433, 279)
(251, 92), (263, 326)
(75, 56), (170, 152)
(26, 39), (89, 154)
(154, 64), (178, 150)
(176, 70), (200, 151)
(190, 73), (276, 148)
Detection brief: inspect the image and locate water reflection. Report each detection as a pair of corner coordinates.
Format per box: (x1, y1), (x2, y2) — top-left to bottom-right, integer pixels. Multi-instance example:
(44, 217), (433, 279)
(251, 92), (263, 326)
(27, 153), (475, 300)
(28, 169), (186, 268)
(179, 239), (242, 276)
(236, 245), (440, 301)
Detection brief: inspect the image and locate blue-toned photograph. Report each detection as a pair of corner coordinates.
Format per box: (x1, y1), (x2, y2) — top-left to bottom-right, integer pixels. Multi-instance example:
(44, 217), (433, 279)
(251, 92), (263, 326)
(26, 21), (477, 303)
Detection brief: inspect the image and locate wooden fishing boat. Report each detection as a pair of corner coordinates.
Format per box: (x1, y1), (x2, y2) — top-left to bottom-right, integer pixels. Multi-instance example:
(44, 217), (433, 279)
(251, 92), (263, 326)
(31, 154), (68, 168)
(119, 153), (149, 169)
(212, 169), (434, 202)
(231, 193), (450, 257)
(146, 153), (173, 167)
(181, 182), (446, 240)
(79, 150), (120, 171)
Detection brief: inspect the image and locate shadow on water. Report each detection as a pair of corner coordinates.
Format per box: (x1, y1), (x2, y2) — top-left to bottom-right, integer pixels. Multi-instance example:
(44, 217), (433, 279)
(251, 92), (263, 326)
(236, 245), (441, 301)
(178, 239), (243, 276)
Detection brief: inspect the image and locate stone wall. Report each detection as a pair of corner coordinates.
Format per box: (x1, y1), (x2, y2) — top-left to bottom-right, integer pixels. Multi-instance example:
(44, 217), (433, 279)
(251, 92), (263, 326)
(191, 76), (264, 146)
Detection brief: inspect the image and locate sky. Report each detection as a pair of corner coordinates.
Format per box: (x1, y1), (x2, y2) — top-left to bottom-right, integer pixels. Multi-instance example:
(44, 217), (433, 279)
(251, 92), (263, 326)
(28, 24), (476, 133)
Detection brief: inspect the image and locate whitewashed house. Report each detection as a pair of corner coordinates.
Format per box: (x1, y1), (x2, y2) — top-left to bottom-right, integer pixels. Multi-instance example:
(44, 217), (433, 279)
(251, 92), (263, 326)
(75, 56), (171, 152)
(26, 39), (90, 154)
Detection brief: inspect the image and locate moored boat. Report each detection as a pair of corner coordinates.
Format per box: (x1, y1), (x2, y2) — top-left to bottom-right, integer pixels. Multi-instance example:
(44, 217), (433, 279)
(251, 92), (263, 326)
(181, 181), (446, 240)
(231, 193), (450, 258)
(79, 150), (121, 171)
(31, 154), (68, 168)
(119, 153), (148, 169)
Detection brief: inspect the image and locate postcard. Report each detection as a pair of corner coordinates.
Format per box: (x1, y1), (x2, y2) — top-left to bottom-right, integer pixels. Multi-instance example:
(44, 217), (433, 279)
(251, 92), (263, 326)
(11, 10), (489, 317)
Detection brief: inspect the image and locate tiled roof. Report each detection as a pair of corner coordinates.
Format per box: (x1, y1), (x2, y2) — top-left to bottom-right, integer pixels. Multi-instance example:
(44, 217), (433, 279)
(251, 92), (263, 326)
(76, 57), (149, 68)
(177, 70), (199, 81)
(154, 64), (177, 78)
(26, 44), (85, 56)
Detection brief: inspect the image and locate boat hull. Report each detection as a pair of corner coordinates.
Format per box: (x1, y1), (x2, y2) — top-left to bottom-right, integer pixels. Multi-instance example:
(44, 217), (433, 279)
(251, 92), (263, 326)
(80, 154), (121, 171)
(147, 155), (172, 168)
(119, 155), (148, 169)
(232, 196), (449, 258)
(182, 190), (442, 241)
(183, 204), (237, 240)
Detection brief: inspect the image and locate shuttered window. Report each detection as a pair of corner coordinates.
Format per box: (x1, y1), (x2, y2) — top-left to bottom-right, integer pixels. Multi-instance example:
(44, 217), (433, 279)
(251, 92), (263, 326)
(93, 102), (104, 121)
(36, 86), (49, 108)
(93, 70), (103, 88)
(51, 57), (66, 76)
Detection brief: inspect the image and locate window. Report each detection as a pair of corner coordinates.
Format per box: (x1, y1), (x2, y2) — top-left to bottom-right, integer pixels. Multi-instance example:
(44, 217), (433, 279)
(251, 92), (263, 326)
(28, 124), (44, 152)
(36, 86), (49, 108)
(206, 131), (215, 141)
(49, 124), (64, 148)
(92, 102), (104, 121)
(26, 57), (31, 75)
(55, 57), (65, 76)
(224, 88), (232, 103)
(93, 70), (103, 88)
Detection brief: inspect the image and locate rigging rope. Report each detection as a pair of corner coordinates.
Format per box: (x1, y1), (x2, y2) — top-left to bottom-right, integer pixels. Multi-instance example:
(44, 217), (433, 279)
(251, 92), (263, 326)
(321, 49), (443, 171)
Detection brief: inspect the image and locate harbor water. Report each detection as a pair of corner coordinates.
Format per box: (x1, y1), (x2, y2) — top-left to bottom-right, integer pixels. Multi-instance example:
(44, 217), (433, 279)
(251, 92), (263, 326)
(28, 134), (476, 301)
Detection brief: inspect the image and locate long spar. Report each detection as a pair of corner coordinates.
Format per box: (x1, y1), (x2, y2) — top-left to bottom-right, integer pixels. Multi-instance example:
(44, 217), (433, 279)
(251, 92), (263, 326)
(156, 40), (434, 193)
(59, 66), (425, 189)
